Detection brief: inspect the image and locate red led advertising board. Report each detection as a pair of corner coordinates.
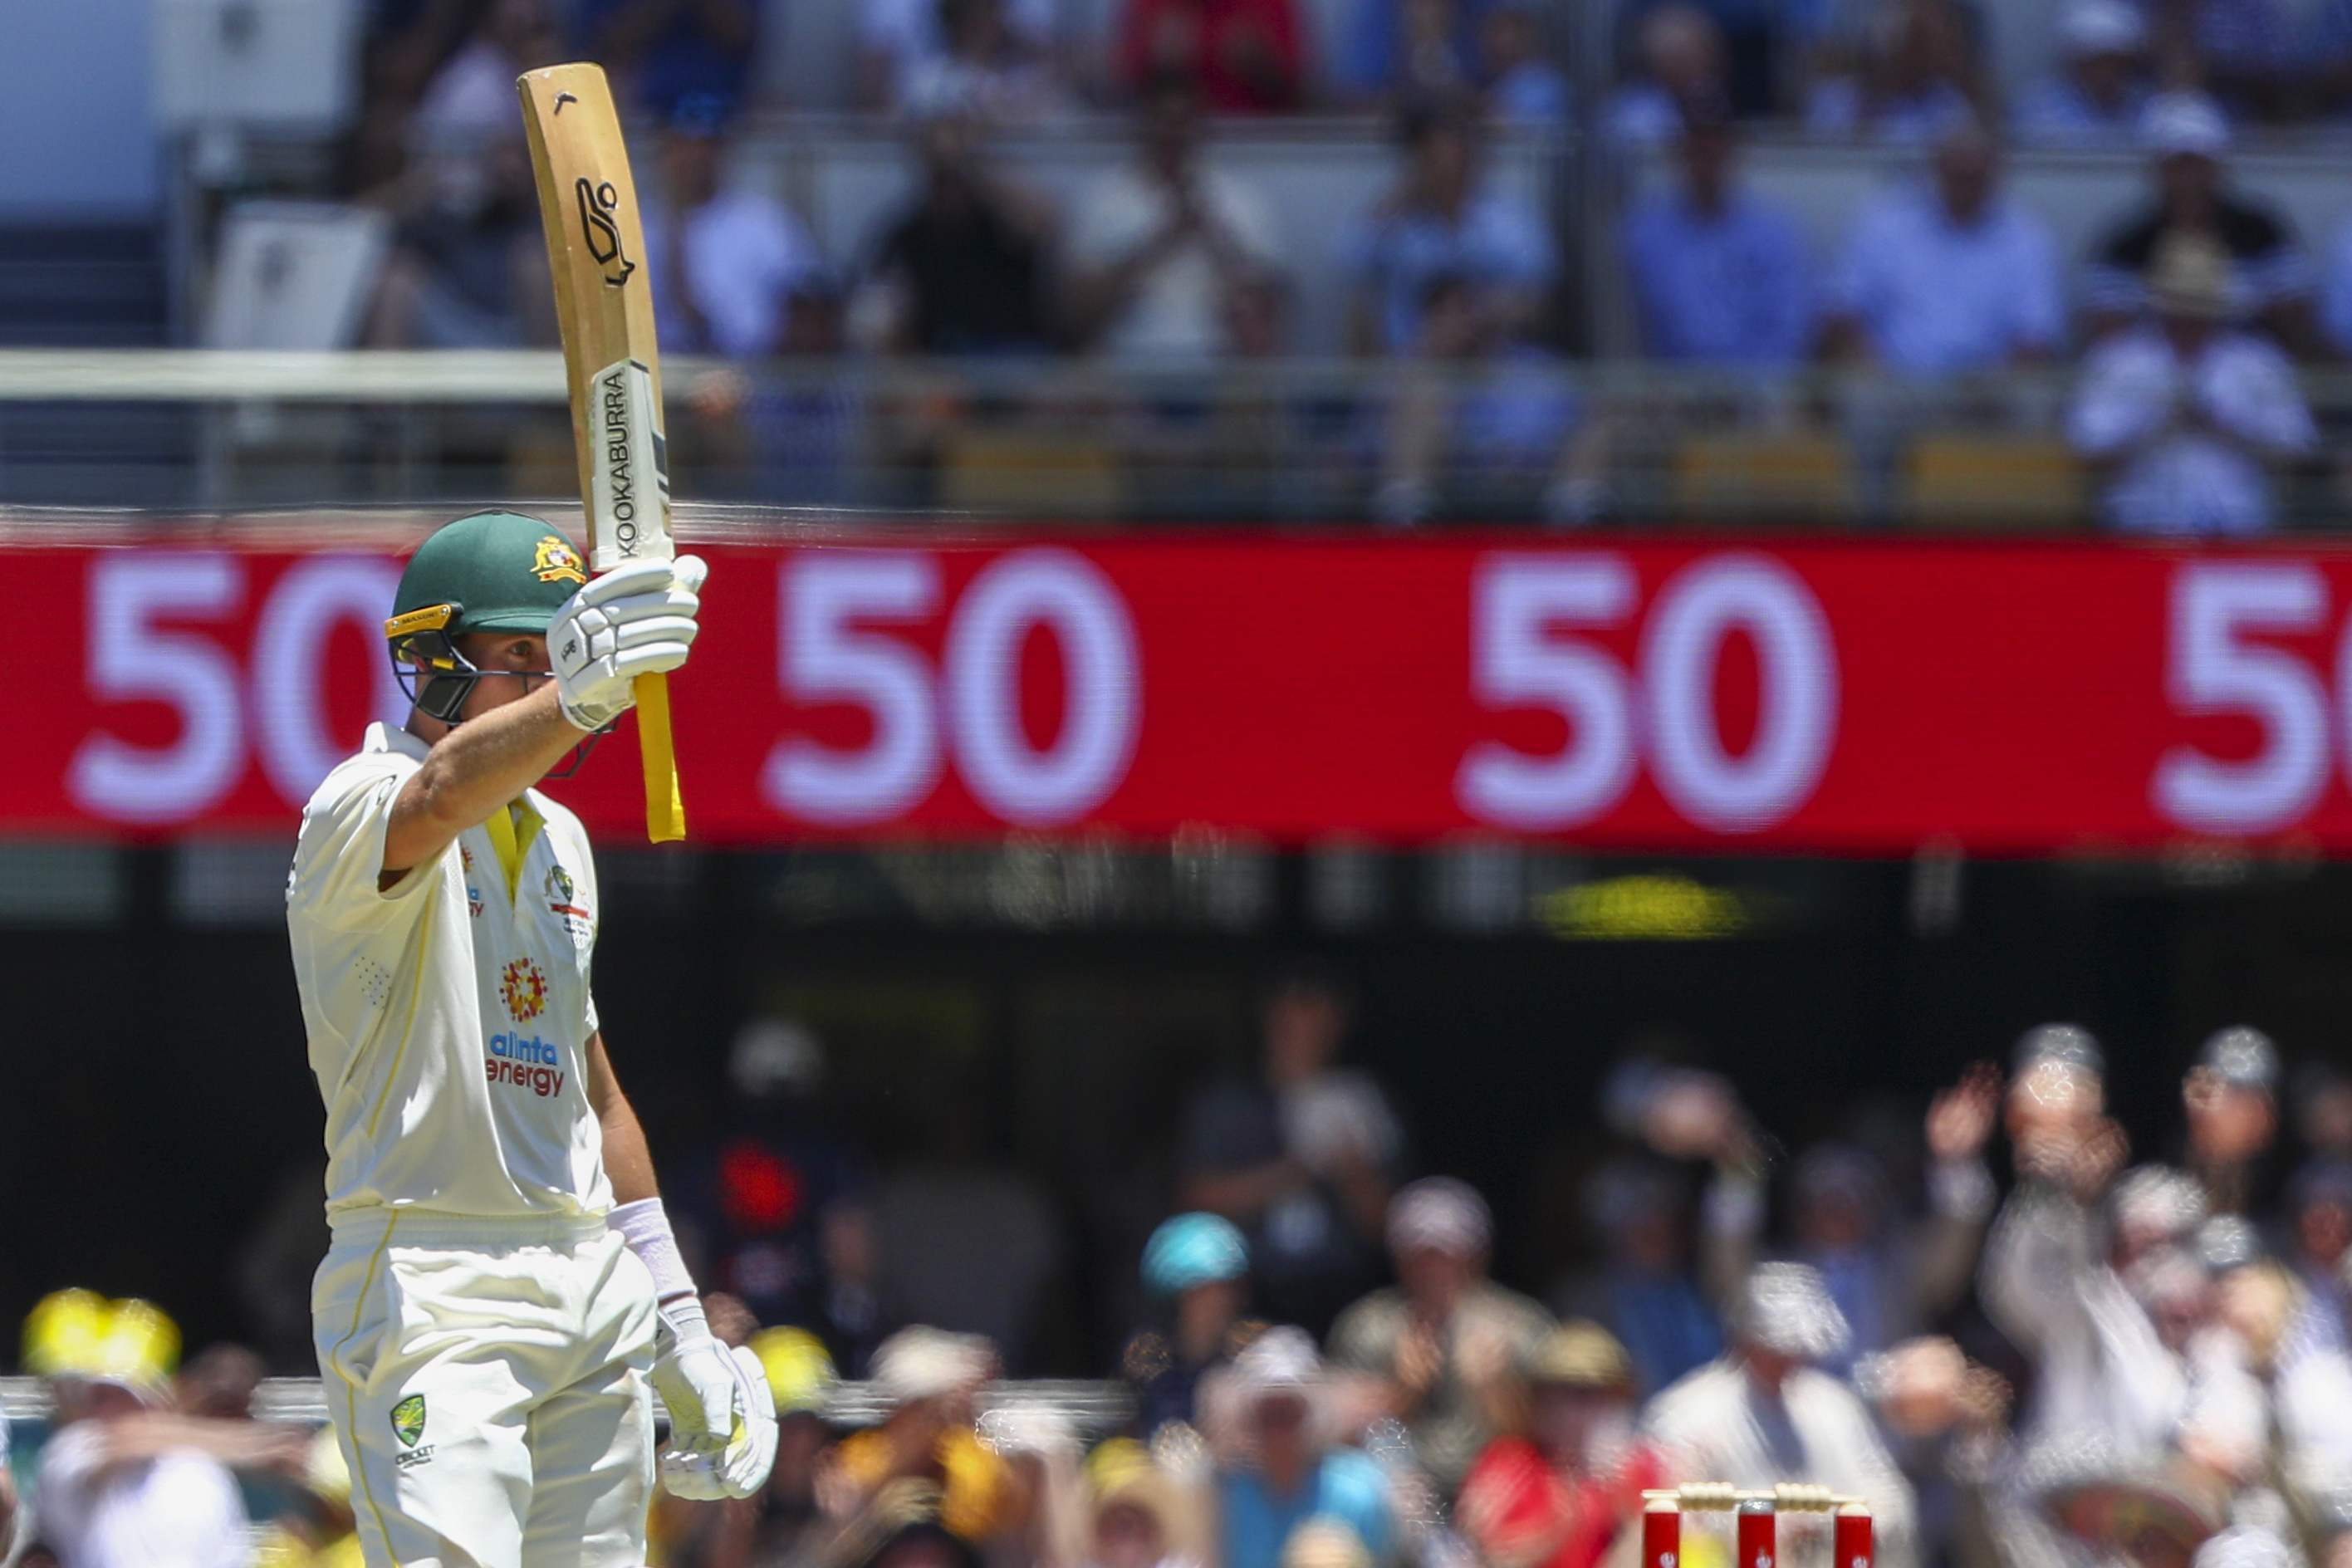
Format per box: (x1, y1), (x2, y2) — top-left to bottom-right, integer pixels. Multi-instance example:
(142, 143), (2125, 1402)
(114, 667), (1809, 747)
(9, 533), (2352, 854)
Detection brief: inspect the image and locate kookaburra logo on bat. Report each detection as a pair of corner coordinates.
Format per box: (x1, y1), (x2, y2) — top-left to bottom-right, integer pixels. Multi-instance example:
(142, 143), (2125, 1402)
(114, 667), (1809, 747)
(573, 178), (635, 287)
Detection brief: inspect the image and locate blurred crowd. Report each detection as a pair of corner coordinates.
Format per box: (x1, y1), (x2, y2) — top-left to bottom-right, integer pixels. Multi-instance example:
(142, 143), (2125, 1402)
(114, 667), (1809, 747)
(294, 0), (2352, 530)
(16, 967), (2352, 1568)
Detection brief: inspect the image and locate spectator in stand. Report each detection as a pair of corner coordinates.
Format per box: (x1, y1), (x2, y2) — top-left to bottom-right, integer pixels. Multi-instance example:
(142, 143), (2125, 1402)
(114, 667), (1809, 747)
(1208, 1328), (1396, 1568)
(1454, 1321), (1668, 1568)
(363, 130), (550, 348)
(860, 0), (1063, 113)
(2284, 1160), (2352, 1361)
(1621, 110), (1815, 364)
(1603, 6), (1732, 152)
(1480, 6), (1571, 125)
(1117, 0), (1306, 113)
(2156, 0), (2352, 124)
(1330, 1178), (1556, 1497)
(1706, 1067), (2001, 1379)
(734, 1327), (841, 1568)
(820, 1328), (1027, 1556)
(25, 1291), (307, 1568)
(1082, 1440), (1205, 1568)
(1367, 270), (1584, 526)
(1644, 1266), (1919, 1568)
(671, 1021), (869, 1355)
(1125, 1213), (1260, 1438)
(580, 0), (757, 118)
(2011, 0), (2153, 146)
(1552, 1159), (1723, 1398)
(1066, 75), (1285, 360)
(641, 96), (830, 359)
(1856, 1336), (2012, 1568)
(1335, 0), (1486, 108)
(901, 0), (1074, 124)
(1822, 121), (2064, 373)
(858, 115), (1059, 355)
(2070, 230), (2317, 537)
(1343, 102), (1554, 357)
(1806, 0), (1992, 145)
(2080, 92), (2320, 355)
(2183, 1027), (2281, 1214)
(1177, 963), (1399, 1334)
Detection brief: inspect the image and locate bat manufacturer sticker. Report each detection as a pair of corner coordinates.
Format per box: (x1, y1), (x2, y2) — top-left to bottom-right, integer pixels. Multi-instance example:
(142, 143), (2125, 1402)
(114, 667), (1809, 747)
(587, 357), (671, 567)
(573, 177), (636, 287)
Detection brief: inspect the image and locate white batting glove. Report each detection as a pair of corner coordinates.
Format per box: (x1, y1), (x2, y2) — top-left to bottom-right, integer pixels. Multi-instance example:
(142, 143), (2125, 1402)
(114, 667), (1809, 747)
(550, 554), (708, 732)
(659, 1345), (778, 1501)
(648, 1296), (743, 1460)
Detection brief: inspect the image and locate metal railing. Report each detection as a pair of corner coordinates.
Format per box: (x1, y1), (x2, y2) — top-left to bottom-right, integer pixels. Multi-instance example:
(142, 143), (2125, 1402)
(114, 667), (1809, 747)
(6, 350), (2351, 529)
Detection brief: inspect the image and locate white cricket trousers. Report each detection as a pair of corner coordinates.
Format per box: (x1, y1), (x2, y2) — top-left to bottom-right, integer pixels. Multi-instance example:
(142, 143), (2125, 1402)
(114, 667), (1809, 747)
(314, 1210), (659, 1568)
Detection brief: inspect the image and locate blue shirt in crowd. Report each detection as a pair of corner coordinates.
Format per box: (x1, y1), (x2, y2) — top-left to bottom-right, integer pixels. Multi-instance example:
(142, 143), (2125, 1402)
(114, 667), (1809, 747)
(1343, 191), (1556, 354)
(1219, 1448), (1396, 1568)
(1622, 189), (1815, 364)
(2010, 74), (2149, 145)
(1827, 182), (2063, 374)
(577, 0), (756, 116)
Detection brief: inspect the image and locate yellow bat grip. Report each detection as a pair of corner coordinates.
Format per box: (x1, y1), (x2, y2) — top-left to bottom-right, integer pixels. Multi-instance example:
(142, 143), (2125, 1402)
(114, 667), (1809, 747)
(635, 672), (684, 842)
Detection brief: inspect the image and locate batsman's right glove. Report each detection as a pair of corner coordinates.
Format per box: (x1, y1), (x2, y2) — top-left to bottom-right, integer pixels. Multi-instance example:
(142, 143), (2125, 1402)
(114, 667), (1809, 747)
(550, 554), (708, 732)
(659, 1344), (779, 1501)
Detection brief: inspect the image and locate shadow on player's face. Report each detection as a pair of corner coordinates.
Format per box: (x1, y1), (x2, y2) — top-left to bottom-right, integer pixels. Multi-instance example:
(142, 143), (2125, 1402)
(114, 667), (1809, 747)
(449, 631), (553, 723)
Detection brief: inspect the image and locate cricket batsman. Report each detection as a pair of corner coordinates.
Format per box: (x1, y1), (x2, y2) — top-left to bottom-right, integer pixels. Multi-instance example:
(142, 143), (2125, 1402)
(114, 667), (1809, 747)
(286, 510), (775, 1568)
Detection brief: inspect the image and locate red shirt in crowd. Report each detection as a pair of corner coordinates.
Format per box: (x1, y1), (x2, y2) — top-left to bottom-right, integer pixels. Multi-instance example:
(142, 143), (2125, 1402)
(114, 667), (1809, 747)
(1456, 1437), (1670, 1568)
(1118, 0), (1306, 112)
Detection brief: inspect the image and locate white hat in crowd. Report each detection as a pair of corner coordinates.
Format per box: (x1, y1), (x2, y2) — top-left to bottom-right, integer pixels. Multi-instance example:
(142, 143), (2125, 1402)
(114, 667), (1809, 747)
(1386, 1176), (1492, 1257)
(2060, 0), (2148, 57)
(1233, 1325), (1323, 1395)
(1736, 1262), (1852, 1362)
(729, 1017), (826, 1100)
(2142, 91), (2231, 159)
(870, 1325), (994, 1406)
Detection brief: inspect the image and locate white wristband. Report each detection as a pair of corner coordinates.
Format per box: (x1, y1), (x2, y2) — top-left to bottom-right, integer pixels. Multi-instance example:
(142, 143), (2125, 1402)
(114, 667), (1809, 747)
(610, 1197), (696, 1301)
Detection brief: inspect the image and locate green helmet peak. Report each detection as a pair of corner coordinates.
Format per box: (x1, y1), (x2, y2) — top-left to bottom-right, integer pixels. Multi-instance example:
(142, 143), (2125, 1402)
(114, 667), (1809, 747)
(390, 511), (589, 639)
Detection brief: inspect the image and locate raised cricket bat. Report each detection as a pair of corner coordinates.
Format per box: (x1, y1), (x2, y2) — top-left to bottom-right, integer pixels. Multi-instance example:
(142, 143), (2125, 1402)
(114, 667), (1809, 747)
(518, 62), (684, 843)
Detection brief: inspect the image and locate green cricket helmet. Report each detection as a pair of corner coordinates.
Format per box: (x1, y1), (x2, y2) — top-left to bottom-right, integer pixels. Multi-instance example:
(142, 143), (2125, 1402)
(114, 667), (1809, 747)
(385, 511), (590, 723)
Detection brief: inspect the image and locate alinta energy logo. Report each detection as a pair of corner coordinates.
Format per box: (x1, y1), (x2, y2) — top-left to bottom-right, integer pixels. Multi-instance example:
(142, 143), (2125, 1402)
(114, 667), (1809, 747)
(500, 957), (547, 1023)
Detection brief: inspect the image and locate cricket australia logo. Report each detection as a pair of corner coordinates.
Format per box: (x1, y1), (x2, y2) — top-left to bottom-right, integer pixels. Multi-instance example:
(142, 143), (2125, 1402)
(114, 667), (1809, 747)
(533, 536), (586, 585)
(574, 178), (635, 287)
(391, 1394), (435, 1468)
(501, 957), (548, 1023)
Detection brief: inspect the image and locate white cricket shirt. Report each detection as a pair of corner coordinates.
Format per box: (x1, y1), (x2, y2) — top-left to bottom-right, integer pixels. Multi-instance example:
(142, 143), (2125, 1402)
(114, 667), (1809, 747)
(287, 723), (612, 1223)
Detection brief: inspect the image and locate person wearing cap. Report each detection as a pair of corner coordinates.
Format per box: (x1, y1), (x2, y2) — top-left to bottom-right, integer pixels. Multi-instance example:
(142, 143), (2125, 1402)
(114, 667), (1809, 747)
(1822, 119), (2063, 375)
(1644, 1265), (1918, 1568)
(2182, 1027), (2281, 1213)
(1082, 1438), (1204, 1568)
(669, 1018), (871, 1358)
(2070, 232), (2317, 537)
(1125, 1213), (1260, 1438)
(26, 1290), (311, 1568)
(1208, 1327), (1395, 1568)
(287, 512), (773, 1568)
(821, 1327), (1027, 1554)
(2080, 92), (2318, 355)
(1454, 1321), (1668, 1568)
(1704, 1066), (2002, 1379)
(2012, 0), (2152, 145)
(1328, 1176), (1554, 1497)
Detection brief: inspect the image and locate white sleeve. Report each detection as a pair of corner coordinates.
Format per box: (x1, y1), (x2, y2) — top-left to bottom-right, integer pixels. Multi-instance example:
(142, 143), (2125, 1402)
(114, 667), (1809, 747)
(2069, 341), (2170, 457)
(287, 757), (437, 933)
(2202, 340), (2318, 453)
